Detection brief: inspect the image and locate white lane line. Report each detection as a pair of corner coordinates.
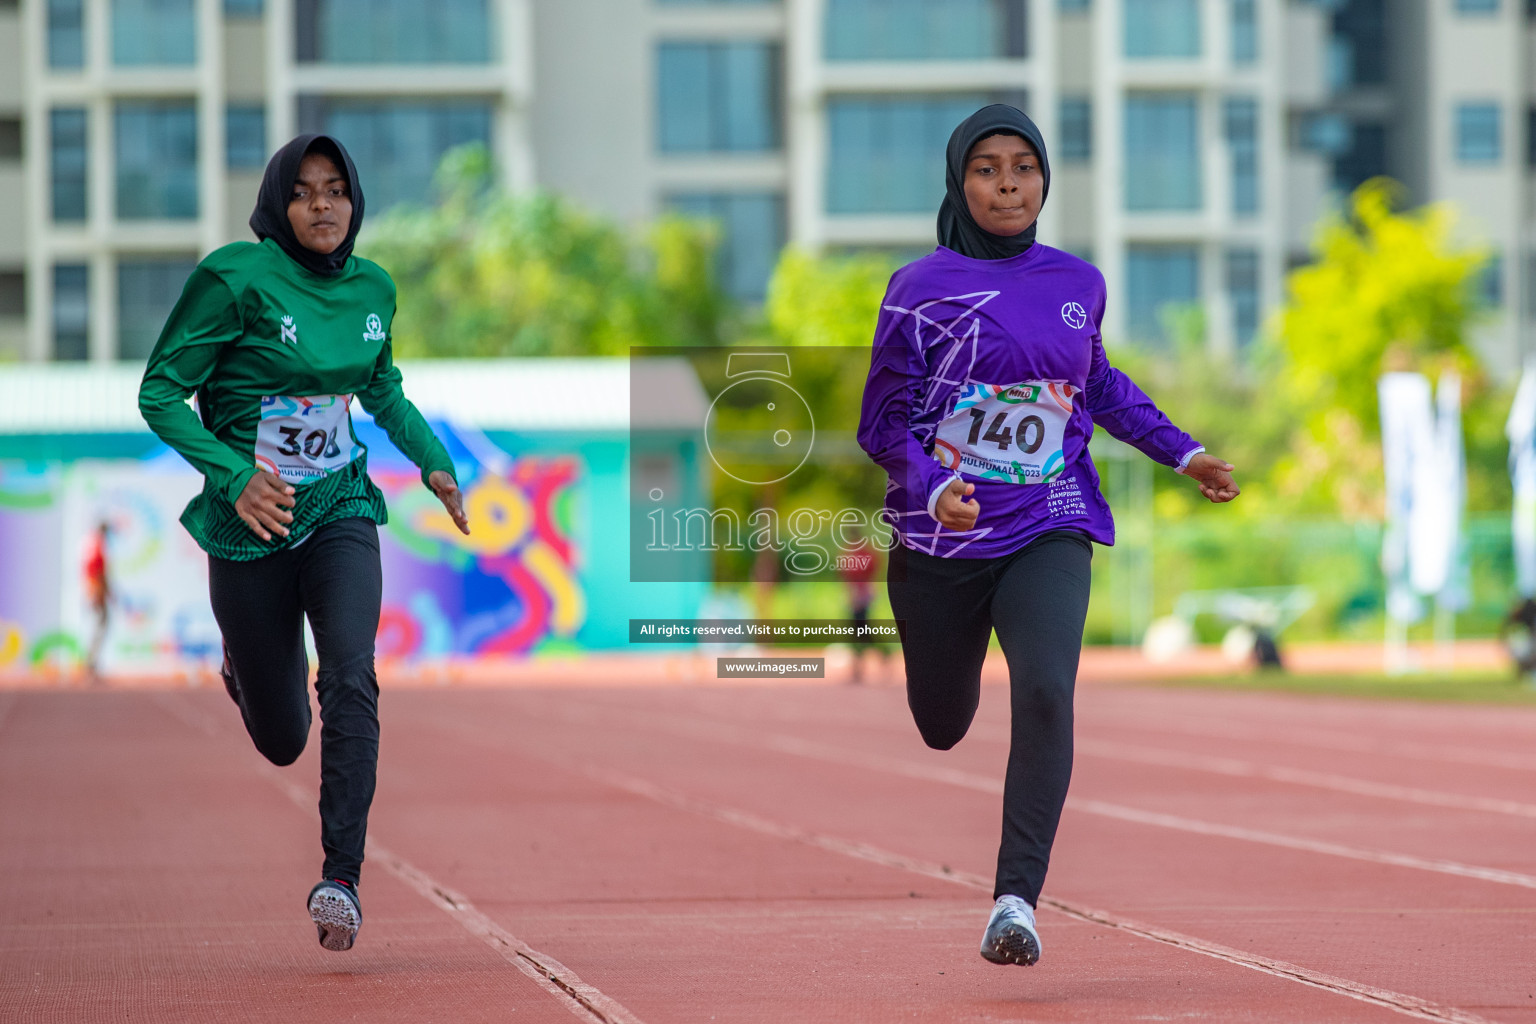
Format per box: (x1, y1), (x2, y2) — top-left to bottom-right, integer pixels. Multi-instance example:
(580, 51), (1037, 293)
(767, 730), (1536, 892)
(1071, 799), (1536, 890)
(366, 840), (647, 1024)
(154, 692), (645, 1024)
(1083, 715), (1536, 774)
(540, 702), (1536, 893)
(588, 767), (1496, 1024)
(1075, 738), (1536, 820)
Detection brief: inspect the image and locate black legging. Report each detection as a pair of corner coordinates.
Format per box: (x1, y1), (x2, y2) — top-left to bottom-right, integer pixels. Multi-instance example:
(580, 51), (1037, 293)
(887, 531), (1092, 906)
(208, 516), (382, 886)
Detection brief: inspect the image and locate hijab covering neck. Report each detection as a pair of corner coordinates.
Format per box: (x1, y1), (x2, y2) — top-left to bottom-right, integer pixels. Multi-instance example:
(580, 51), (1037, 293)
(249, 134), (365, 277)
(937, 103), (1051, 261)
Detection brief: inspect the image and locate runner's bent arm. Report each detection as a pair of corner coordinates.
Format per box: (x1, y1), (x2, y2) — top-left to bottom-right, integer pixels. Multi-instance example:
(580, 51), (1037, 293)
(354, 299), (455, 490)
(137, 268), (257, 503)
(1083, 329), (1203, 472)
(857, 296), (962, 521)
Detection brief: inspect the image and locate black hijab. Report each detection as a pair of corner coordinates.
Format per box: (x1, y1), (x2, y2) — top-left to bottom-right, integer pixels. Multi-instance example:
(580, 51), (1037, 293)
(937, 104), (1051, 261)
(249, 134), (365, 277)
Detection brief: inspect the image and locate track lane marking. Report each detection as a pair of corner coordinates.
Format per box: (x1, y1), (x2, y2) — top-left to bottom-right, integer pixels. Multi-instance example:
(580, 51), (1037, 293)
(585, 766), (1496, 1024)
(1074, 738), (1536, 820)
(1081, 714), (1536, 774)
(153, 692), (645, 1024)
(524, 698), (1536, 892)
(413, 701), (1510, 1023)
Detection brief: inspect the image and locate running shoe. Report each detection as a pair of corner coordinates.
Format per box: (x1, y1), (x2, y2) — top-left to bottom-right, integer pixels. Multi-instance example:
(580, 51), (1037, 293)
(980, 894), (1041, 966)
(307, 878), (362, 952)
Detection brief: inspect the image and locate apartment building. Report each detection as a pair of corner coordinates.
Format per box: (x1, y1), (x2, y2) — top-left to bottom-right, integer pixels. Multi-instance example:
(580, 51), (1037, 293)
(5, 0), (531, 362)
(0, 0), (1525, 366)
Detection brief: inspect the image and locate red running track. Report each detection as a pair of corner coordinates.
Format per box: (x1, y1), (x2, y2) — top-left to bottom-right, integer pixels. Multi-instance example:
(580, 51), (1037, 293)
(2, 677), (1534, 1023)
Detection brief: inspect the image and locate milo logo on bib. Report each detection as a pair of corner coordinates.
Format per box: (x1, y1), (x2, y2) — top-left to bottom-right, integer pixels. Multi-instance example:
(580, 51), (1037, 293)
(933, 380), (1076, 485)
(254, 394), (360, 484)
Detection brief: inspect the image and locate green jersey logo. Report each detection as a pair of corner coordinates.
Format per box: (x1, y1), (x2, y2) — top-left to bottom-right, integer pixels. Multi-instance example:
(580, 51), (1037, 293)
(280, 315), (297, 346)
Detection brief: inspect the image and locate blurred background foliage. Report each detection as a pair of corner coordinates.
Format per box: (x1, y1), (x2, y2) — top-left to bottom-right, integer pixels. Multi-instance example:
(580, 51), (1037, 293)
(364, 145), (728, 357)
(366, 150), (1503, 641)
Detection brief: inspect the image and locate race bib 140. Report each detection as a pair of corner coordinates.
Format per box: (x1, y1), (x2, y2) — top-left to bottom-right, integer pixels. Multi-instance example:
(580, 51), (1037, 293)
(933, 380), (1077, 485)
(254, 394), (359, 484)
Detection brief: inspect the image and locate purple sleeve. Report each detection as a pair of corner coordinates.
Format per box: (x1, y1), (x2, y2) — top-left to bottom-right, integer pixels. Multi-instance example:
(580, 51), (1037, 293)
(857, 295), (957, 514)
(1085, 331), (1203, 469)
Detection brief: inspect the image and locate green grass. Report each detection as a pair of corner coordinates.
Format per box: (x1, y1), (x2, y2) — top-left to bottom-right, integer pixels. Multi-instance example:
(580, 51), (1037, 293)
(1150, 669), (1536, 705)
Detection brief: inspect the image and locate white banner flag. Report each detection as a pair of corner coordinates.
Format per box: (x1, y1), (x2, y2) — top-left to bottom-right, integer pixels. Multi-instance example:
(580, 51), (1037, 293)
(1508, 361), (1536, 597)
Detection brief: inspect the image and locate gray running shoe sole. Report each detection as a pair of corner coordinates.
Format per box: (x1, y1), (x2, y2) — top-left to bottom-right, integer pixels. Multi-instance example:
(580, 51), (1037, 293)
(981, 921), (1040, 966)
(308, 884), (361, 952)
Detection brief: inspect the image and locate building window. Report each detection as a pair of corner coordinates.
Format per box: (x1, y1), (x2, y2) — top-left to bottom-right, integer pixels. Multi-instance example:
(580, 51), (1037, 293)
(224, 0), (262, 16)
(1455, 0), (1499, 11)
(1059, 97), (1092, 162)
(296, 0), (491, 63)
(299, 97), (492, 213)
(1298, 111), (1349, 156)
(47, 0), (85, 69)
(1226, 247), (1259, 347)
(1331, 119), (1386, 191)
(824, 0), (1027, 61)
(50, 109), (88, 223)
(1330, 0), (1386, 87)
(826, 93), (987, 214)
(1231, 0), (1257, 63)
(0, 119), (22, 161)
(1456, 103), (1502, 163)
(666, 192), (785, 301)
(1224, 96), (1258, 216)
(112, 0), (196, 66)
(1528, 107), (1536, 167)
(1124, 93), (1202, 212)
(53, 264), (89, 361)
(119, 257), (196, 360)
(0, 272), (25, 319)
(116, 101), (198, 220)
(1126, 244), (1200, 344)
(1478, 252), (1503, 307)
(226, 105), (267, 169)
(1124, 0), (1200, 58)
(656, 42), (781, 153)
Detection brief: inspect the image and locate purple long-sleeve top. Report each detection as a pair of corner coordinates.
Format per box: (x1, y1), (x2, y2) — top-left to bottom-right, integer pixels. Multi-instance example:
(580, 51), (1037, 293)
(857, 244), (1203, 559)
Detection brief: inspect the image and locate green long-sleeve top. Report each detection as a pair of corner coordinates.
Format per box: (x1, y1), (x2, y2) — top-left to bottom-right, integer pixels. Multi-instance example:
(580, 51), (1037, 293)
(138, 238), (455, 561)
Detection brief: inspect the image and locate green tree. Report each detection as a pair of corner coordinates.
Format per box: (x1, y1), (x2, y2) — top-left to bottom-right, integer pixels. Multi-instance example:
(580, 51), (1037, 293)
(1270, 178), (1491, 518)
(763, 247), (895, 349)
(361, 145), (728, 357)
(698, 247), (900, 583)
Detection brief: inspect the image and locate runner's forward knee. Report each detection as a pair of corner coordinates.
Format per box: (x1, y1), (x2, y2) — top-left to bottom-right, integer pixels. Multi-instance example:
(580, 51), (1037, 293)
(908, 690), (978, 750)
(252, 724), (308, 766)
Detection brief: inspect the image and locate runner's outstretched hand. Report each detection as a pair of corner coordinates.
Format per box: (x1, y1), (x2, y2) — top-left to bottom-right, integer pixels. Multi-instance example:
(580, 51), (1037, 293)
(935, 477), (980, 531)
(1183, 453), (1240, 503)
(430, 470), (471, 535)
(235, 470), (295, 541)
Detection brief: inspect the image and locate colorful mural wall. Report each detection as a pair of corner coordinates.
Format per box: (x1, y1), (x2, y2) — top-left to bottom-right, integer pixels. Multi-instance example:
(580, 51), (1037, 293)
(0, 415), (701, 675)
(360, 419), (586, 659)
(0, 459), (215, 674)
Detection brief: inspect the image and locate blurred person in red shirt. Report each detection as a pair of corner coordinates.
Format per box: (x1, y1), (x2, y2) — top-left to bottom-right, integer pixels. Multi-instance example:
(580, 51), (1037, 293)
(82, 520), (111, 683)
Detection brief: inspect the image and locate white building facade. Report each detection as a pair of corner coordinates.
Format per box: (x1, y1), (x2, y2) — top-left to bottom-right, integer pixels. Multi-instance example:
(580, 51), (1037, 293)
(0, 0), (1526, 366)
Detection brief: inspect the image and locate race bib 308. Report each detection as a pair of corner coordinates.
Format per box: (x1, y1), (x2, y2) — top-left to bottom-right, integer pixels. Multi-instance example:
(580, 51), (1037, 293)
(933, 380), (1076, 485)
(254, 394), (360, 485)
